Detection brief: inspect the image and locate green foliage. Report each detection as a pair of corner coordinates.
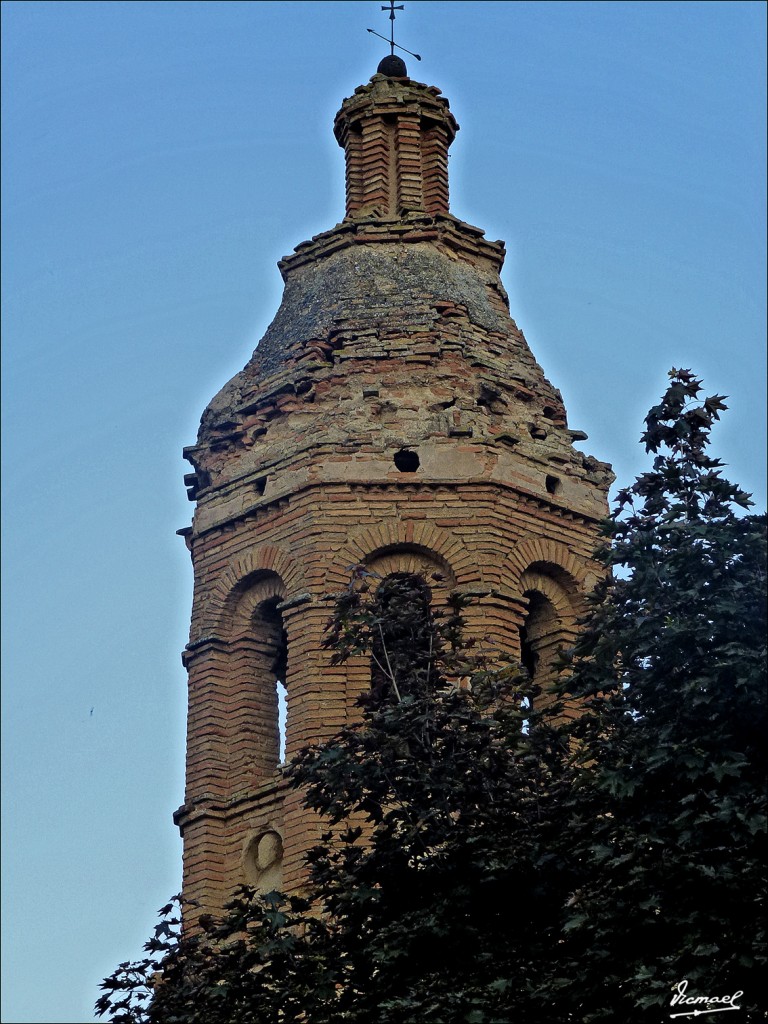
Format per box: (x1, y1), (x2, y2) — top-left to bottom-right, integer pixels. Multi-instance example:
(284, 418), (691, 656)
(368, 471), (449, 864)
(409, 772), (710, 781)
(290, 577), (577, 1022)
(557, 369), (767, 1020)
(97, 887), (347, 1024)
(98, 369), (766, 1023)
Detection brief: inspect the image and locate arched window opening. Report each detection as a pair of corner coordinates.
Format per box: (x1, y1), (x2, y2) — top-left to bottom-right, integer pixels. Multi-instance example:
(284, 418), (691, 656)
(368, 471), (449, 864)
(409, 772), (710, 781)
(277, 681), (288, 764)
(370, 573), (436, 702)
(519, 591), (559, 687)
(253, 597), (288, 768)
(519, 622), (538, 680)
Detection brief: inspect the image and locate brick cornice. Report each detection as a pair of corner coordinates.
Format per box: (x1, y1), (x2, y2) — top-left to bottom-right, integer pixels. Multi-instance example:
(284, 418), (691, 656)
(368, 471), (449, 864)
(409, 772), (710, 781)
(173, 778), (287, 830)
(278, 214), (505, 280)
(188, 476), (608, 541)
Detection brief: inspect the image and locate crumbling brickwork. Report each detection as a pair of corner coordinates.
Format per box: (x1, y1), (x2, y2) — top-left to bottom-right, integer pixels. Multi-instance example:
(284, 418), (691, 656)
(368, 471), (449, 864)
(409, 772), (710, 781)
(175, 69), (613, 919)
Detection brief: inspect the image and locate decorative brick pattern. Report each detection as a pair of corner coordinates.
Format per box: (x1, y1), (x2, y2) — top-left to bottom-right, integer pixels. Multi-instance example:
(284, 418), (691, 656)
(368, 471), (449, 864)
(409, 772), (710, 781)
(175, 70), (614, 919)
(334, 74), (458, 219)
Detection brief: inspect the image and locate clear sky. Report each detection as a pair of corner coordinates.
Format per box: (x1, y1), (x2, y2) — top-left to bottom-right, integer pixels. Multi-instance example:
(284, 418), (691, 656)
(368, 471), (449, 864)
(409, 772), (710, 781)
(1, 2), (765, 1021)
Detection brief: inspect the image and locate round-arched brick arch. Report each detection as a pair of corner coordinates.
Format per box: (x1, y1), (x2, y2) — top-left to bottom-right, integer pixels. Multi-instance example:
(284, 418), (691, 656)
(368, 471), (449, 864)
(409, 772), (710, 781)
(505, 536), (588, 603)
(327, 519), (476, 593)
(518, 567), (578, 628)
(205, 545), (305, 637)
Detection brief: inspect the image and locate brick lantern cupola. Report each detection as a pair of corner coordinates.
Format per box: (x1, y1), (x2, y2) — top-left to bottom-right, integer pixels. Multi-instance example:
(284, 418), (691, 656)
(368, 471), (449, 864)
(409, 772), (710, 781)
(334, 70), (457, 219)
(174, 59), (613, 921)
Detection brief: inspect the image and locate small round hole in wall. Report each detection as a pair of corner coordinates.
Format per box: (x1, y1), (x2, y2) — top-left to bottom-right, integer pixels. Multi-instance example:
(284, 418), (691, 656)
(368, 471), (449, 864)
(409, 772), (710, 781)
(394, 449), (420, 473)
(545, 474), (561, 495)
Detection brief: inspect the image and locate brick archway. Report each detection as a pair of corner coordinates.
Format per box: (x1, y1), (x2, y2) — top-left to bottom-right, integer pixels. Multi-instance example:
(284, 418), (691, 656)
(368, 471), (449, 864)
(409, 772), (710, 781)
(328, 519), (475, 592)
(204, 545), (304, 638)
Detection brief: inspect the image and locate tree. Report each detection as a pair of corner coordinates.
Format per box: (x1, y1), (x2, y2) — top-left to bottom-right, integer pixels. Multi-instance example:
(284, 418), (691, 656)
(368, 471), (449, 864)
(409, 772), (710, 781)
(554, 368), (767, 1020)
(287, 574), (580, 1023)
(98, 369), (766, 1023)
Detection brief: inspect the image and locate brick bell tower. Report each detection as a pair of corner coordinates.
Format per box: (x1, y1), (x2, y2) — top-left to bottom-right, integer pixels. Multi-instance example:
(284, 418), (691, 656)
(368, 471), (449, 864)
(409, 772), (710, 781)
(174, 54), (613, 917)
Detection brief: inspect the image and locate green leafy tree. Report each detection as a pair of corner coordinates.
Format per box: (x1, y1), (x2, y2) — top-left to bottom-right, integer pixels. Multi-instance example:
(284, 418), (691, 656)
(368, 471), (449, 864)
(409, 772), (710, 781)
(96, 890), (338, 1024)
(556, 369), (767, 1020)
(288, 573), (578, 1023)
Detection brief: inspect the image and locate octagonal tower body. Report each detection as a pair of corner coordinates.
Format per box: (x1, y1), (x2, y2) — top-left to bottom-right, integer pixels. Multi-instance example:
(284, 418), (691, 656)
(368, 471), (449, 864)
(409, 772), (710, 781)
(175, 69), (613, 916)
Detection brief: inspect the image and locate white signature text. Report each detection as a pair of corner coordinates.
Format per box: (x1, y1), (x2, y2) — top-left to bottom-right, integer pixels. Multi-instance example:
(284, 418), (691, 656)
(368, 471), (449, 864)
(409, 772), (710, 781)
(669, 979), (743, 1018)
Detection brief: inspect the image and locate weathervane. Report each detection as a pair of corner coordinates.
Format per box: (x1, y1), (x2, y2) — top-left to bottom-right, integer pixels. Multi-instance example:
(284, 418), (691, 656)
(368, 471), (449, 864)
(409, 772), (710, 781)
(367, 1), (422, 62)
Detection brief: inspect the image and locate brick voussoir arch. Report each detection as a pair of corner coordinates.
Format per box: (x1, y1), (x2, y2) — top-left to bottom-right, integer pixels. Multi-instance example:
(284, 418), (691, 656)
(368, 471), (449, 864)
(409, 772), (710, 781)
(506, 537), (586, 594)
(330, 520), (478, 591)
(518, 568), (578, 627)
(205, 545), (306, 637)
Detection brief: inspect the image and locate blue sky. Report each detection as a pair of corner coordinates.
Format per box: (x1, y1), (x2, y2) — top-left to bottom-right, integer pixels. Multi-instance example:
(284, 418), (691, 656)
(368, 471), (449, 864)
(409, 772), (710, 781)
(1, 2), (765, 1021)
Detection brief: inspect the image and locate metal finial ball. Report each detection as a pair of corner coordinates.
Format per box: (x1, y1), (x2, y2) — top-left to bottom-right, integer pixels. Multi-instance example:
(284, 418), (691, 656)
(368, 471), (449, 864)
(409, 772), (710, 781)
(377, 54), (407, 77)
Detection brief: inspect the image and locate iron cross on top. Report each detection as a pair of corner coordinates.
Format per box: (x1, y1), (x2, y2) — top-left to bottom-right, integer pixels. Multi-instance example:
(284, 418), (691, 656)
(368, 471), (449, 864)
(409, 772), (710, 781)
(381, 1), (405, 55)
(367, 2), (421, 62)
